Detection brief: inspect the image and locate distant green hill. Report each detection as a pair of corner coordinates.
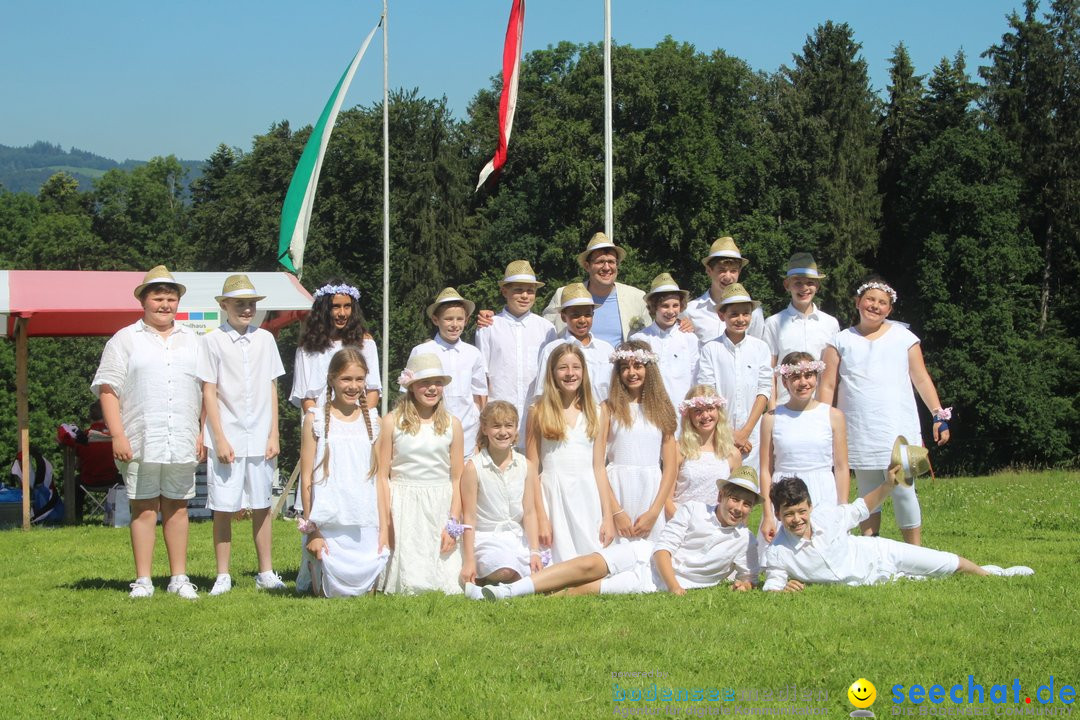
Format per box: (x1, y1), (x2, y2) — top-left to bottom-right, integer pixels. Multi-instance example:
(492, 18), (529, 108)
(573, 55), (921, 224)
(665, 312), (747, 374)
(0, 141), (202, 195)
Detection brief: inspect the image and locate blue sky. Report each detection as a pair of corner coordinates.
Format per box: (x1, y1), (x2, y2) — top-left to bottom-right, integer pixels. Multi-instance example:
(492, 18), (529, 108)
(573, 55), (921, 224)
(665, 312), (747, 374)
(1, 0), (1025, 162)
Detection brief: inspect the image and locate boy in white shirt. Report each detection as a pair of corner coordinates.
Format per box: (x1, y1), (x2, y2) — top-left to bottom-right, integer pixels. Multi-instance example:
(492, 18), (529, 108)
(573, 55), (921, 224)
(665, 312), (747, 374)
(762, 441), (1034, 592)
(763, 253), (840, 405)
(685, 236), (766, 343)
(472, 465), (761, 599)
(199, 275), (286, 594)
(475, 261), (556, 446)
(406, 287), (488, 457)
(533, 283), (615, 404)
(631, 273), (699, 420)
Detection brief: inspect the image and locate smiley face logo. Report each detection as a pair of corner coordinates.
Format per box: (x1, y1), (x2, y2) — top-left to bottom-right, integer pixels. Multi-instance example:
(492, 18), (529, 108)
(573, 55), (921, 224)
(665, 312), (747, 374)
(848, 678), (877, 709)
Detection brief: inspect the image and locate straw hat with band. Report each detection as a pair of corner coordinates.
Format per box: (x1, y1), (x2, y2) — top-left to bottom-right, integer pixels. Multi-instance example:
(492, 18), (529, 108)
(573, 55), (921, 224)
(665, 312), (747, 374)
(499, 260), (545, 288)
(559, 282), (602, 310)
(783, 252), (827, 280)
(716, 283), (761, 311)
(215, 274), (266, 303)
(397, 353), (452, 389)
(718, 465), (763, 502)
(133, 265), (186, 299)
(576, 231), (626, 269)
(702, 236), (749, 269)
(645, 272), (690, 301)
(426, 287), (476, 320)
(889, 436), (932, 488)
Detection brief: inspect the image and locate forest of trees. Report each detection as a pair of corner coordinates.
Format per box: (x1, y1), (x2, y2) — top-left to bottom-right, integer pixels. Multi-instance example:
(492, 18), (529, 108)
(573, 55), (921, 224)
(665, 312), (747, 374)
(1, 2), (1077, 474)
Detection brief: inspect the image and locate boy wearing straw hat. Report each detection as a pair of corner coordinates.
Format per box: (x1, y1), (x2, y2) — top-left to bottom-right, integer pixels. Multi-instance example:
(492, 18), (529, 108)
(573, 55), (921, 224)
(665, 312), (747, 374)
(696, 283), (772, 473)
(532, 282), (616, 404)
(406, 287), (487, 458)
(630, 273), (699, 423)
(762, 444), (1034, 592)
(685, 237), (766, 344)
(475, 261), (557, 446)
(198, 274), (287, 594)
(763, 253), (840, 406)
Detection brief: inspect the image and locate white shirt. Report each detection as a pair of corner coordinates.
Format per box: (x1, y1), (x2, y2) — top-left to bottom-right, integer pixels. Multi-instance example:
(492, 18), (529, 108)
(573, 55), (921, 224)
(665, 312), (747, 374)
(763, 498), (894, 590)
(472, 448), (528, 533)
(197, 323), (285, 457)
(653, 501), (758, 587)
(532, 331), (616, 404)
(696, 333), (771, 468)
(407, 335), (487, 454)
(630, 322), (699, 409)
(475, 308), (556, 424)
(91, 320), (201, 463)
(684, 289), (766, 345)
(290, 338), (382, 408)
(763, 303), (841, 404)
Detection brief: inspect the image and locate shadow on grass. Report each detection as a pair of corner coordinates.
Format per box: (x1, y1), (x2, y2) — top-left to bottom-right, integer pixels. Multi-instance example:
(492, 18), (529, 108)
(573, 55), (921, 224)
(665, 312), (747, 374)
(63, 568), (303, 595)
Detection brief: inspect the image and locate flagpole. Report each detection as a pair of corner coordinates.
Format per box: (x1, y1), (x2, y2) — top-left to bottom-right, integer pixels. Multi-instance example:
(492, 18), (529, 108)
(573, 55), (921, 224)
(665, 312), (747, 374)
(381, 0), (390, 415)
(603, 0), (613, 240)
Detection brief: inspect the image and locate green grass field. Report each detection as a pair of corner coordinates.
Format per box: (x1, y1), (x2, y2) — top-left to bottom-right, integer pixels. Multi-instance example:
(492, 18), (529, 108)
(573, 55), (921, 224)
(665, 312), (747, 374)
(1, 471), (1078, 719)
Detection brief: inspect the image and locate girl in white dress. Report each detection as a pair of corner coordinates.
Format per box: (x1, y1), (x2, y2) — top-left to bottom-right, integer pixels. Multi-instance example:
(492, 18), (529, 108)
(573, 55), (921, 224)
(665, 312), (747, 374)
(299, 347), (388, 597)
(759, 351), (850, 544)
(596, 341), (678, 546)
(377, 354), (464, 594)
(668, 385), (742, 514)
(819, 278), (952, 545)
(527, 343), (615, 564)
(460, 401), (542, 591)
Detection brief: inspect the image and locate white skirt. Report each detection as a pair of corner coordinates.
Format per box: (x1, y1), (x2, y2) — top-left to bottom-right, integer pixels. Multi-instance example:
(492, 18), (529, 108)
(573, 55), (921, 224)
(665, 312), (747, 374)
(310, 526), (389, 598)
(383, 481), (463, 595)
(474, 529), (532, 579)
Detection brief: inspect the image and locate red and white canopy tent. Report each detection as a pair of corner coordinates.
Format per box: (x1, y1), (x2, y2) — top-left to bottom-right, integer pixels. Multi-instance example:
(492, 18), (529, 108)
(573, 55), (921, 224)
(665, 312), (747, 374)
(0, 270), (313, 529)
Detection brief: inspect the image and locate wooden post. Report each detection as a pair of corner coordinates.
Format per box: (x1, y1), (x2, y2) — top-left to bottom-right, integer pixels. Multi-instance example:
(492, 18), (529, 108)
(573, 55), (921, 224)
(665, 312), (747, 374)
(15, 316), (31, 530)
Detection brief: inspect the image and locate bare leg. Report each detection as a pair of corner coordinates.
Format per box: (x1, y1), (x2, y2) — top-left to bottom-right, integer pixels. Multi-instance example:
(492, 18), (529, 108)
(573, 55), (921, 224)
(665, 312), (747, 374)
(860, 511), (881, 537)
(160, 497), (190, 577)
(251, 508), (273, 573)
(129, 498), (160, 578)
(564, 579), (604, 596)
(956, 557), (989, 576)
(479, 568), (521, 585)
(901, 526), (922, 546)
(531, 553), (609, 594)
(213, 511), (233, 574)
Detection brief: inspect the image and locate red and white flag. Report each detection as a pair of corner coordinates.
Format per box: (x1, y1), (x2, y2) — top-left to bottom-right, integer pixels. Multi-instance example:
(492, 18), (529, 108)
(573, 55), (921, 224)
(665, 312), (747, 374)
(476, 0), (525, 190)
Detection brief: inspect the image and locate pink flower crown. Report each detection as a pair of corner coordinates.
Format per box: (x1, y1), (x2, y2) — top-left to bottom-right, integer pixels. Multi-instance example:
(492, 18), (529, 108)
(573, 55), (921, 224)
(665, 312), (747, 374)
(678, 395), (728, 414)
(775, 360), (826, 377)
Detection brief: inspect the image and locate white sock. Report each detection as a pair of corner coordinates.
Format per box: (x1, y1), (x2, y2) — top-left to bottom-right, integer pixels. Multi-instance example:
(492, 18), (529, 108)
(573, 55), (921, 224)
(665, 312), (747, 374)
(134, 576), (151, 586)
(216, 573), (230, 581)
(171, 574), (188, 583)
(509, 577), (535, 597)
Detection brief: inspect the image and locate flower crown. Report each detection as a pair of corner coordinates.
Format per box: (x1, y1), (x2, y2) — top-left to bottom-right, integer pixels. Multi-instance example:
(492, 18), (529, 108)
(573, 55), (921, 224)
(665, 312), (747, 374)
(775, 360), (826, 377)
(609, 348), (659, 365)
(396, 368), (415, 387)
(678, 395), (728, 414)
(856, 281), (897, 303)
(313, 283), (360, 301)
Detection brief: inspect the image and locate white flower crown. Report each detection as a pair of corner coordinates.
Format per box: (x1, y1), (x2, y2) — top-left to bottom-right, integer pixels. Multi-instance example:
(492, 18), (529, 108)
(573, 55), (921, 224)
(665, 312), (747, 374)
(678, 395), (728, 414)
(313, 283), (361, 301)
(856, 281), (897, 303)
(609, 348), (659, 365)
(775, 360), (826, 377)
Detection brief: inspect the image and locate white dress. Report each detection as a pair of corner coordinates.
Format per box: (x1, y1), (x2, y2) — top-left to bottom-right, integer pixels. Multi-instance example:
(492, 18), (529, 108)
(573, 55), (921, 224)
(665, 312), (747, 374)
(674, 451), (731, 507)
(382, 422), (463, 595)
(770, 403), (838, 508)
(606, 404), (666, 543)
(832, 323), (922, 469)
(472, 449), (532, 578)
(540, 410), (603, 564)
(305, 407), (388, 598)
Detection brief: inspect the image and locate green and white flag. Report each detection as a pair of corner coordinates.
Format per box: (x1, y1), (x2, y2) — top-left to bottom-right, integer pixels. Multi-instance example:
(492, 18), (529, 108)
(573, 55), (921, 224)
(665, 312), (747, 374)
(278, 18), (382, 274)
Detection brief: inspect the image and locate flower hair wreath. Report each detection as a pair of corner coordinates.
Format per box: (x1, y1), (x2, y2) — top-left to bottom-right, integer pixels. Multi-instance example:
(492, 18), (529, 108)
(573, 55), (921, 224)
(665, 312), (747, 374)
(855, 281), (897, 303)
(313, 283), (361, 301)
(396, 368), (415, 387)
(775, 360), (826, 377)
(678, 395), (728, 414)
(609, 348), (659, 364)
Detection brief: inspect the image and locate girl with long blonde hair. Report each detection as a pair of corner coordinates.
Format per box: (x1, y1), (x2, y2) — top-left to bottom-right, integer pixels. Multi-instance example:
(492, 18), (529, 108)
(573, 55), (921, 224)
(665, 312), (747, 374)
(667, 385), (741, 516)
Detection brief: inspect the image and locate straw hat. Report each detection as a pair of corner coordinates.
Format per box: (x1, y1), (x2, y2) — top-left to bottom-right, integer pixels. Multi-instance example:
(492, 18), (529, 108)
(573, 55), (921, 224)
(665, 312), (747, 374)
(215, 274), (266, 303)
(783, 252), (827, 280)
(701, 236), (749, 269)
(889, 436), (932, 488)
(718, 465), (763, 501)
(499, 260), (544, 288)
(576, 231), (626, 268)
(426, 287), (476, 320)
(645, 272), (690, 301)
(716, 282), (761, 310)
(133, 265), (186, 299)
(559, 282), (601, 310)
(398, 353), (452, 389)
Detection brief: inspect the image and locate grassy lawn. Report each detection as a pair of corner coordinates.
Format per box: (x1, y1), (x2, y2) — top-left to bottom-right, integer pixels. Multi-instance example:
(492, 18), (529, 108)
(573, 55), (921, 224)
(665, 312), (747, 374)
(1, 471), (1077, 719)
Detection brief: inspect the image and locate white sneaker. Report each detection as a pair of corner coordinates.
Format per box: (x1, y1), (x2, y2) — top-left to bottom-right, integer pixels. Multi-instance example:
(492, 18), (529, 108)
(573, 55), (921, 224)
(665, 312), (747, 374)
(255, 571), (287, 591)
(464, 582), (485, 600)
(129, 579), (154, 598)
(1002, 566), (1035, 577)
(167, 575), (199, 600)
(981, 565), (1005, 576)
(209, 574), (233, 596)
(481, 584), (511, 601)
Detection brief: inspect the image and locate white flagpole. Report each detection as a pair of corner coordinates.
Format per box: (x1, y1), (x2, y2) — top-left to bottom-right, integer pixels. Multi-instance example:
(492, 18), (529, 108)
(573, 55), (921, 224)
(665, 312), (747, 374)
(381, 0), (391, 414)
(603, 0), (613, 240)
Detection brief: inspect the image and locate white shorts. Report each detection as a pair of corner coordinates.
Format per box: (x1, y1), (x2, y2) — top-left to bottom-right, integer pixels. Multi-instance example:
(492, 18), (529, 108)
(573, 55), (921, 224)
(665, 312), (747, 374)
(597, 540), (659, 595)
(207, 456), (274, 512)
(120, 460), (197, 501)
(474, 529), (532, 579)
